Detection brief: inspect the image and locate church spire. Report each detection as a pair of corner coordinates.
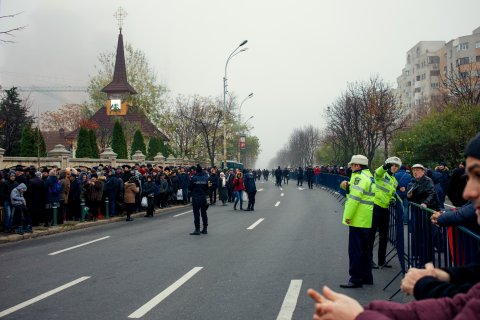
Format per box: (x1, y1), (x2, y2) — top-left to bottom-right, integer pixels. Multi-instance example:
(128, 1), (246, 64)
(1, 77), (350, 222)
(101, 7), (137, 95)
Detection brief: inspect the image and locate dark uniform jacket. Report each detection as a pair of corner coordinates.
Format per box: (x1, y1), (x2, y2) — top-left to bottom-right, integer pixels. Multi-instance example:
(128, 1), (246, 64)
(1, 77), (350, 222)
(408, 175), (440, 210)
(189, 172), (208, 206)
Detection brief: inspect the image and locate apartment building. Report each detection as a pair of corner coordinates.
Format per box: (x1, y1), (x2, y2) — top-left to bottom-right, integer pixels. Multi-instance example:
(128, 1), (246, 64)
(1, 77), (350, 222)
(397, 26), (480, 109)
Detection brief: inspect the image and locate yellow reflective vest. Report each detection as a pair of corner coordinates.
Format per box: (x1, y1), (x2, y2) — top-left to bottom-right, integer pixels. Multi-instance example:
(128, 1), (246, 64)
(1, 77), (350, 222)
(374, 166), (398, 209)
(340, 169), (375, 228)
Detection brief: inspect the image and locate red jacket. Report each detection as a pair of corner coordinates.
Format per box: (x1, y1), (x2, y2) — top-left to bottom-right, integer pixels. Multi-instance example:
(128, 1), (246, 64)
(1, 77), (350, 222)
(233, 177), (245, 192)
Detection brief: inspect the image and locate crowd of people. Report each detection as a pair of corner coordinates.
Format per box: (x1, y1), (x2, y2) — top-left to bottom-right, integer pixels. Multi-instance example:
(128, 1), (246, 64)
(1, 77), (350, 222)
(0, 162), (263, 236)
(307, 132), (480, 319)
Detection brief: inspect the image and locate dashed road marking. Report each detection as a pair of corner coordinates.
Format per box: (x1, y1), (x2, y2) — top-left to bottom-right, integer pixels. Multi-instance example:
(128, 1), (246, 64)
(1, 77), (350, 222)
(281, 193), (284, 197)
(275, 201), (281, 207)
(247, 218), (264, 230)
(173, 210), (193, 217)
(128, 267), (203, 318)
(257, 188), (264, 192)
(48, 236), (110, 256)
(0, 276), (90, 318)
(276, 280), (302, 320)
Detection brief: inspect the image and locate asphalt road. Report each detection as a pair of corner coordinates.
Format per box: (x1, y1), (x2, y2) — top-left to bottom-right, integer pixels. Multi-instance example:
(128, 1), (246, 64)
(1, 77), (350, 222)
(0, 180), (409, 320)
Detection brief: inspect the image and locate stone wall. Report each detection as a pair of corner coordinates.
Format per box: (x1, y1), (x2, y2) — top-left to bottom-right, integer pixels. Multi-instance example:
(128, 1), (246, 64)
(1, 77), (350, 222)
(0, 145), (198, 170)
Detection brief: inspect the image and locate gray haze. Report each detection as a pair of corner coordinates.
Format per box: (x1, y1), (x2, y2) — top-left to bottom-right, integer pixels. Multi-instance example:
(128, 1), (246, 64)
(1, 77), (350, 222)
(1, 0), (479, 168)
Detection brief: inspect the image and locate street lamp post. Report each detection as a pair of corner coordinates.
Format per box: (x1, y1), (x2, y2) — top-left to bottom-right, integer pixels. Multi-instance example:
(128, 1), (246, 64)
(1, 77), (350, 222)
(237, 115), (254, 163)
(238, 92), (254, 122)
(223, 40), (248, 170)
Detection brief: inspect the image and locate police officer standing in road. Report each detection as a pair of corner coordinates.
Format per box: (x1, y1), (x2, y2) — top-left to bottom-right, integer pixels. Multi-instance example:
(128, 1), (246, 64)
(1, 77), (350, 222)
(189, 164), (209, 235)
(370, 156), (401, 269)
(339, 155), (375, 288)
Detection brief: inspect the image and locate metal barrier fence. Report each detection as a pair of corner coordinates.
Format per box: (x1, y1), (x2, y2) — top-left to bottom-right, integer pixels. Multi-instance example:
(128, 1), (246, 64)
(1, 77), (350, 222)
(316, 173), (480, 299)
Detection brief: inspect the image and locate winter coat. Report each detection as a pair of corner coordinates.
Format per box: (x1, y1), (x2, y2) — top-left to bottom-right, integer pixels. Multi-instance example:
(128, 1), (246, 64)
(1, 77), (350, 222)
(394, 167), (412, 199)
(447, 167), (468, 207)
(124, 182), (139, 204)
(45, 175), (61, 204)
(142, 181), (156, 197)
(189, 172), (208, 206)
(11, 183), (27, 206)
(2, 179), (18, 203)
(208, 174), (219, 190)
(218, 176), (228, 201)
(233, 176), (245, 192)
(244, 172), (257, 193)
(437, 202), (480, 233)
(359, 282), (480, 319)
(105, 175), (121, 200)
(158, 179), (169, 194)
(408, 175), (440, 210)
(84, 180), (104, 202)
(178, 172), (190, 189)
(68, 178), (81, 203)
(25, 176), (45, 209)
(413, 251), (480, 300)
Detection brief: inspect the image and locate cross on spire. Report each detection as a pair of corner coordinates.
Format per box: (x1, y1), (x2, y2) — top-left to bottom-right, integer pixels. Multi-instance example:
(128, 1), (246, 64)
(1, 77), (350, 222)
(114, 7), (127, 32)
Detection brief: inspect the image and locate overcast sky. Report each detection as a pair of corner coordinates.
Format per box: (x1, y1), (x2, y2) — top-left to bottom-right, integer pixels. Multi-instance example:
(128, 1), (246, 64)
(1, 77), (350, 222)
(1, 0), (479, 168)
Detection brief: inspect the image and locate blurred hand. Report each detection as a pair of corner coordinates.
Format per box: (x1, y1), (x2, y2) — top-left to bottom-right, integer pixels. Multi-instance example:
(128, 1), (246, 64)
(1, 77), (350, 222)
(401, 262), (450, 295)
(431, 211), (442, 225)
(420, 203), (427, 208)
(399, 187), (406, 192)
(340, 181), (348, 189)
(308, 286), (364, 320)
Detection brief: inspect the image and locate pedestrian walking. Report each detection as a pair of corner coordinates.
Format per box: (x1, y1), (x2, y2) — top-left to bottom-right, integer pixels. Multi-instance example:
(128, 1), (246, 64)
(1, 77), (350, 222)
(218, 172), (228, 206)
(124, 176), (139, 221)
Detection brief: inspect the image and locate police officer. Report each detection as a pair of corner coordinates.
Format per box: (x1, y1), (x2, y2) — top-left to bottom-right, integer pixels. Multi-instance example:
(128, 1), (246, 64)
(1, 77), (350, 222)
(370, 156), (401, 269)
(339, 155), (375, 288)
(189, 164), (209, 235)
(297, 166), (304, 186)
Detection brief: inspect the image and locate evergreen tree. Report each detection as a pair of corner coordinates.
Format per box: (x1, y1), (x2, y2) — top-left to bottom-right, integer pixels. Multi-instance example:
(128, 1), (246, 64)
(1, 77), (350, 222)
(147, 137), (161, 160)
(20, 126), (47, 157)
(111, 121), (128, 159)
(76, 127), (92, 158)
(0, 87), (34, 155)
(131, 129), (146, 159)
(89, 129), (99, 158)
(33, 127), (47, 157)
(19, 126), (34, 156)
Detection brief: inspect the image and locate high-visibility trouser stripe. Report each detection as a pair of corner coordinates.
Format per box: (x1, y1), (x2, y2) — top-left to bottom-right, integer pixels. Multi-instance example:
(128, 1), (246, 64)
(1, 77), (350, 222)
(376, 185), (390, 193)
(352, 185), (375, 197)
(349, 195), (374, 206)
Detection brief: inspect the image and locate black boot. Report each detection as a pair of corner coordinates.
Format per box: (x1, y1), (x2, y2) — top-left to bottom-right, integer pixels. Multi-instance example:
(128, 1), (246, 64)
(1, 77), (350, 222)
(201, 226), (208, 234)
(190, 228), (201, 235)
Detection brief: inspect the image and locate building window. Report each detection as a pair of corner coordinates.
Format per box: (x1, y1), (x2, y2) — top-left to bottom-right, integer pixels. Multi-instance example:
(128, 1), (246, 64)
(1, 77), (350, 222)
(421, 73), (426, 80)
(428, 56), (440, 64)
(476, 56), (480, 62)
(458, 42), (469, 51)
(476, 42), (480, 49)
(457, 57), (470, 65)
(414, 87), (421, 93)
(460, 72), (469, 79)
(416, 75), (421, 81)
(407, 81), (412, 86)
(431, 83), (439, 89)
(430, 70), (440, 76)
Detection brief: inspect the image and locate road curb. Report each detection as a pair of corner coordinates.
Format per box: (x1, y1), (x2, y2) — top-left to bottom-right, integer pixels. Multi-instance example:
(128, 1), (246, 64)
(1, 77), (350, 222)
(0, 204), (191, 244)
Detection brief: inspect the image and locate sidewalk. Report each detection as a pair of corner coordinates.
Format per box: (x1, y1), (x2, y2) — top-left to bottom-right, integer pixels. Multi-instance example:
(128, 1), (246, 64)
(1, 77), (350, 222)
(0, 204), (190, 244)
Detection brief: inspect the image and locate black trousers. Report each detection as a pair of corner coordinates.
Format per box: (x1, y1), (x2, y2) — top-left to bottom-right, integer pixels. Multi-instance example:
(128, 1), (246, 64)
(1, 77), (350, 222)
(369, 204), (390, 266)
(247, 191), (257, 209)
(348, 226), (372, 284)
(307, 178), (313, 189)
(193, 204), (208, 229)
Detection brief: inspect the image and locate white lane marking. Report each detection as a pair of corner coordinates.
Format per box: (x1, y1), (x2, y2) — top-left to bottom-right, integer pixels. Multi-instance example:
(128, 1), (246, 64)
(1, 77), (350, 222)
(257, 188), (264, 192)
(444, 204), (455, 209)
(247, 218), (264, 230)
(173, 210), (193, 218)
(298, 187), (304, 191)
(280, 188), (283, 191)
(0, 276), (90, 318)
(128, 267), (203, 318)
(275, 201), (280, 207)
(48, 236), (110, 256)
(276, 280), (302, 320)
(281, 193), (284, 197)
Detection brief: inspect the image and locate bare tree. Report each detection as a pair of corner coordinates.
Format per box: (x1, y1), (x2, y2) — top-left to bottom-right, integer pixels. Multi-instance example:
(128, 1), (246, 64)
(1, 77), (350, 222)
(441, 62), (480, 106)
(323, 76), (407, 166)
(0, 12), (26, 44)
